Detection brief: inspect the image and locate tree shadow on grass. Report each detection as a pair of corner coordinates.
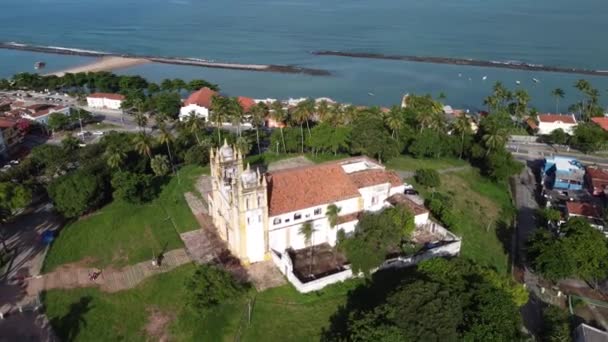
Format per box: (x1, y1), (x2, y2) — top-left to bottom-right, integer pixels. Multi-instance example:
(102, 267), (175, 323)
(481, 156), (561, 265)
(48, 295), (93, 342)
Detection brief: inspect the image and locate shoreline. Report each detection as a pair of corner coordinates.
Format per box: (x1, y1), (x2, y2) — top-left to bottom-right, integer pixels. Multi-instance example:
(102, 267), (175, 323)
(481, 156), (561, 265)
(47, 56), (149, 76)
(312, 51), (608, 77)
(0, 42), (331, 76)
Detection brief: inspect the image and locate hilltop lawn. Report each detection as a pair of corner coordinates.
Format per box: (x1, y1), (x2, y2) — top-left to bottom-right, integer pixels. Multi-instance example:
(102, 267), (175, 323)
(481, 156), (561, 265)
(42, 165), (206, 272)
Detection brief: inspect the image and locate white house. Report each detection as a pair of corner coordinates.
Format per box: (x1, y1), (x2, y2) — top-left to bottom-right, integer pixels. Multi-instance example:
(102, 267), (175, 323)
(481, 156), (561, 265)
(179, 87), (217, 122)
(21, 104), (70, 125)
(537, 114), (577, 135)
(86, 93), (125, 110)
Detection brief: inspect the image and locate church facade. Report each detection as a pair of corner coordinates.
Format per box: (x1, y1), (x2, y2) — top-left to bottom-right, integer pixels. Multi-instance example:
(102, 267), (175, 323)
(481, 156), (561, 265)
(207, 142), (406, 264)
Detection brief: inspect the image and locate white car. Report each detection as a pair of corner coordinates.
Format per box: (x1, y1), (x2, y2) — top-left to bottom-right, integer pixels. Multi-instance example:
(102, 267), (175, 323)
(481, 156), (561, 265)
(92, 131), (104, 136)
(9, 160), (19, 165)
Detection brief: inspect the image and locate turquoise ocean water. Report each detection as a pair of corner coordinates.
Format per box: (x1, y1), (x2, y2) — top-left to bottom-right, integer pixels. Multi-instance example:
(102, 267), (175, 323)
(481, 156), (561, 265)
(0, 0), (607, 110)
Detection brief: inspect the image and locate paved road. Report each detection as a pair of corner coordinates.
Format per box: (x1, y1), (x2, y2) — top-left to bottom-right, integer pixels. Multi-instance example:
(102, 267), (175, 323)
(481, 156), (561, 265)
(0, 202), (62, 341)
(508, 141), (608, 167)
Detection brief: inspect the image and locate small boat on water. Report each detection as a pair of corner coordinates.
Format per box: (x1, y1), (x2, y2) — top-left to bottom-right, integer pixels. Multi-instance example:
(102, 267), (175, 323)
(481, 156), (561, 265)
(34, 61), (46, 70)
(368, 92), (375, 96)
(515, 80), (521, 85)
(532, 77), (540, 83)
(482, 76), (487, 80)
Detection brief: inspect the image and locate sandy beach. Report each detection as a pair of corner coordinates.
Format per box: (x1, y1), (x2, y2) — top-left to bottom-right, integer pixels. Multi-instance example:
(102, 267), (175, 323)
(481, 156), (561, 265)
(47, 56), (149, 76)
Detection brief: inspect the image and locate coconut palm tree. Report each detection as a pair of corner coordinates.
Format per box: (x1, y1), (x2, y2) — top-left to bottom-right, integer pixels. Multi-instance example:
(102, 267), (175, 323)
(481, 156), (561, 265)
(513, 89), (530, 117)
(342, 104), (359, 125)
(226, 97), (244, 137)
(384, 106), (403, 139)
(270, 101), (287, 153)
(482, 127), (508, 155)
(185, 112), (204, 145)
(133, 132), (154, 159)
(551, 88), (565, 113)
(249, 102), (268, 154)
(157, 122), (176, 174)
(299, 221), (317, 276)
(151, 155), (170, 176)
(291, 100), (313, 153)
(104, 146), (126, 171)
(210, 95), (226, 143)
(326, 204), (341, 230)
(316, 100), (331, 123)
(452, 115), (471, 159)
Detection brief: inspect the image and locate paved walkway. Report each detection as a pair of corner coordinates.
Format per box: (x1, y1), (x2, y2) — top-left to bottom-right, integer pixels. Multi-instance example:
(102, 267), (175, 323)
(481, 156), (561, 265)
(25, 249), (191, 295)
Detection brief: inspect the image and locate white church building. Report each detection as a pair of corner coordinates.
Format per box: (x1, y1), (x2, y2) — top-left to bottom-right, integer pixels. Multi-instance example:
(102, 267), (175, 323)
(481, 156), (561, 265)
(207, 143), (461, 292)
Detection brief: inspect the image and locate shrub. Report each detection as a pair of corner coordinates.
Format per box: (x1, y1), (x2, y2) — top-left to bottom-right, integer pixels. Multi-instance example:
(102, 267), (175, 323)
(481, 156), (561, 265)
(415, 168), (441, 188)
(185, 265), (248, 314)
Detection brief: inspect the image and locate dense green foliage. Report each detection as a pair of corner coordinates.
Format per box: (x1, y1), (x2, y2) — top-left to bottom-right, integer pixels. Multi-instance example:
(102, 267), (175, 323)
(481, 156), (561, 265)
(323, 258), (524, 341)
(540, 306), (572, 342)
(185, 264), (249, 314)
(0, 182), (32, 215)
(414, 168), (441, 188)
(111, 171), (157, 204)
(338, 206), (415, 274)
(528, 218), (608, 285)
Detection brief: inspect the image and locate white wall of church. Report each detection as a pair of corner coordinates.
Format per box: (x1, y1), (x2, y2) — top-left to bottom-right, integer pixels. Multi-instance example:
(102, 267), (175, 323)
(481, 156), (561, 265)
(246, 208), (265, 262)
(179, 104), (209, 122)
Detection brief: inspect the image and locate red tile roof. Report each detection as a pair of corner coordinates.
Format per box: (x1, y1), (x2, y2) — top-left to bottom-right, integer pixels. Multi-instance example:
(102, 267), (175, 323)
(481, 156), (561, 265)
(237, 96), (256, 113)
(348, 169), (402, 188)
(0, 118), (18, 129)
(87, 92), (125, 101)
(567, 202), (601, 218)
(538, 114), (576, 124)
(591, 117), (608, 132)
(26, 104), (53, 111)
(184, 87), (217, 108)
(587, 167), (608, 181)
(267, 158), (403, 216)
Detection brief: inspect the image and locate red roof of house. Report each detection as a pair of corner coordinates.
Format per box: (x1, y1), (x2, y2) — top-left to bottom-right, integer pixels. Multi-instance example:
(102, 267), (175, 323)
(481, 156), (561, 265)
(26, 104), (53, 112)
(567, 202), (601, 218)
(591, 117), (608, 132)
(0, 118), (18, 129)
(587, 167), (608, 181)
(538, 114), (576, 124)
(184, 87), (217, 108)
(348, 169), (402, 189)
(267, 158), (402, 216)
(87, 93), (125, 101)
(237, 96), (256, 113)
(526, 118), (538, 130)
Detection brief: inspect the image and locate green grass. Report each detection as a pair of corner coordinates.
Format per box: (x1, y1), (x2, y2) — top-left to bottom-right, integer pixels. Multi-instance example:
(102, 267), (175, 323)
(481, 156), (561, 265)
(413, 169), (514, 274)
(43, 165), (206, 272)
(44, 264), (361, 342)
(385, 155), (467, 171)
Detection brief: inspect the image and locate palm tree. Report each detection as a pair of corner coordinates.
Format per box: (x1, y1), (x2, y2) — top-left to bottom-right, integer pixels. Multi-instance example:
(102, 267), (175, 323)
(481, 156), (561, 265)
(452, 115), (471, 159)
(249, 102), (268, 154)
(551, 88), (565, 113)
(513, 89), (530, 117)
(103, 146), (126, 170)
(157, 122), (176, 174)
(299, 221), (317, 276)
(133, 132), (154, 159)
(132, 98), (148, 133)
(482, 128), (508, 155)
(341, 105), (359, 125)
(384, 106), (403, 139)
(185, 112), (204, 145)
(151, 155), (170, 176)
(270, 101), (287, 153)
(316, 100), (331, 123)
(326, 204), (341, 230)
(291, 100), (313, 153)
(210, 95), (226, 143)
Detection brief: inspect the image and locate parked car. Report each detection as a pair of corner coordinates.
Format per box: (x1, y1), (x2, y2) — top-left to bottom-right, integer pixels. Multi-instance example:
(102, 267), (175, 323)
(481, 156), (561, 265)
(404, 189), (419, 195)
(92, 131), (104, 136)
(9, 160), (19, 165)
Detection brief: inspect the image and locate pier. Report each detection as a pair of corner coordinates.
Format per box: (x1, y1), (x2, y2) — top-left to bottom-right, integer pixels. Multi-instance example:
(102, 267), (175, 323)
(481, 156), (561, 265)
(312, 51), (608, 77)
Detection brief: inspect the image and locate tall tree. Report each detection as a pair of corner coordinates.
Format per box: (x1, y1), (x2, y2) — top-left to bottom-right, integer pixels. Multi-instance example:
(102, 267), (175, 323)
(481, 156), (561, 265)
(157, 122), (176, 174)
(249, 102), (268, 154)
(210, 95), (226, 143)
(291, 99), (314, 153)
(384, 106), (404, 139)
(185, 112), (204, 145)
(299, 222), (316, 276)
(551, 88), (565, 113)
(133, 133), (154, 159)
(326, 204), (342, 229)
(270, 101), (287, 153)
(150, 155), (170, 176)
(103, 146), (126, 171)
(452, 115), (471, 159)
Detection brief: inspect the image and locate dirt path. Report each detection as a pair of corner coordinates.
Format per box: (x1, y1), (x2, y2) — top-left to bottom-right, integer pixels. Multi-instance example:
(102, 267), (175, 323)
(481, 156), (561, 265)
(25, 249), (191, 295)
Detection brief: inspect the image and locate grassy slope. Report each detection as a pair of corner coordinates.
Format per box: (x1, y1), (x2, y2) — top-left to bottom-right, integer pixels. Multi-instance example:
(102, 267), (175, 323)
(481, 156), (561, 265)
(385, 155), (467, 171)
(413, 169), (514, 274)
(44, 264), (361, 342)
(43, 165), (206, 272)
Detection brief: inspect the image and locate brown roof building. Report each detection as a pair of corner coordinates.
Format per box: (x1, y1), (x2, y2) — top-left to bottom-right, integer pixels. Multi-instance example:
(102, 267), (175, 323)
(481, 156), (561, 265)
(586, 167), (608, 196)
(184, 87), (217, 108)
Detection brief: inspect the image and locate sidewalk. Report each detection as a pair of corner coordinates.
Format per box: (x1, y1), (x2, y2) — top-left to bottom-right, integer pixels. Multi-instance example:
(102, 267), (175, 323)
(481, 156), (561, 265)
(26, 249), (191, 295)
